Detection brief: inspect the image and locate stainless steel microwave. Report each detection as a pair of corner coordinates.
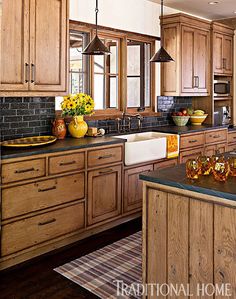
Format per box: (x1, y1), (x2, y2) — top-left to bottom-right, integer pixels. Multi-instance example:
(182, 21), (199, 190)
(214, 80), (230, 97)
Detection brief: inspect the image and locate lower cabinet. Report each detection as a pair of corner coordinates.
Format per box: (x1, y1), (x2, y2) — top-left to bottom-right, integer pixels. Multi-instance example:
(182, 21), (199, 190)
(179, 147), (204, 164)
(87, 165), (122, 225)
(124, 164), (153, 213)
(1, 201), (85, 256)
(205, 143), (227, 156)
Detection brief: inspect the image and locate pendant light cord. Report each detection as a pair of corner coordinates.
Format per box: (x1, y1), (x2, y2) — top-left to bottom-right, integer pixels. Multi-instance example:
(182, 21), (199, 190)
(95, 0), (99, 36)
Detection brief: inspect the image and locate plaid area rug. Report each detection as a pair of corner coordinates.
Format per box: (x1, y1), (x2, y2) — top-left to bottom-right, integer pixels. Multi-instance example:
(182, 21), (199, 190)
(54, 231), (142, 299)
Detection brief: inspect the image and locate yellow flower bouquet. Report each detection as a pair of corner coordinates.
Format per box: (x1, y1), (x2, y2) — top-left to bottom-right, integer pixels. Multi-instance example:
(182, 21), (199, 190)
(61, 93), (95, 117)
(60, 93), (95, 138)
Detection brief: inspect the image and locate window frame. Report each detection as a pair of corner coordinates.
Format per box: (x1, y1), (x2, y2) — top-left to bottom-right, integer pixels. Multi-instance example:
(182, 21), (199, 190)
(56, 21), (158, 119)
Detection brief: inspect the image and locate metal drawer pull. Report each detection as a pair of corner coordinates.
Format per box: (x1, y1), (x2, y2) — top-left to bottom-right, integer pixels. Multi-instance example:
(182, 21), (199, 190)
(213, 135), (220, 139)
(99, 169), (113, 175)
(25, 63), (30, 82)
(189, 140), (197, 143)
(15, 167), (36, 174)
(38, 186), (56, 192)
(31, 63), (35, 83)
(59, 161), (76, 166)
(98, 154), (113, 160)
(38, 218), (56, 226)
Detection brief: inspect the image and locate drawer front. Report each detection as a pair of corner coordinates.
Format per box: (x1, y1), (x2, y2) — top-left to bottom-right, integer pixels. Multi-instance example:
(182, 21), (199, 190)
(2, 173), (85, 220)
(180, 133), (204, 150)
(2, 158), (46, 184)
(228, 132), (236, 144)
(154, 158), (178, 170)
(1, 202), (85, 256)
(88, 146), (122, 168)
(49, 152), (85, 175)
(228, 143), (236, 152)
(205, 129), (227, 144)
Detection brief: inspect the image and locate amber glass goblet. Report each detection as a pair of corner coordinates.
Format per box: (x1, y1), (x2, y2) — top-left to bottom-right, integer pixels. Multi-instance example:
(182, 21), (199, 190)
(197, 156), (212, 175)
(212, 157), (230, 182)
(228, 157), (236, 177)
(186, 159), (200, 180)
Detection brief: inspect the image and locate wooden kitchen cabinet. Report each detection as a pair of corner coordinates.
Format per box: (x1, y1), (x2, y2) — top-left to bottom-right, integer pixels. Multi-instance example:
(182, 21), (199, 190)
(179, 147), (204, 164)
(205, 143), (227, 156)
(87, 165), (122, 225)
(161, 13), (210, 96)
(124, 164), (153, 213)
(212, 23), (234, 76)
(0, 0), (68, 96)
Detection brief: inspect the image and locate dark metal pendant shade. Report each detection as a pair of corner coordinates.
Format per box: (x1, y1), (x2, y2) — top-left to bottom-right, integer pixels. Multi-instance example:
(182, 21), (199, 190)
(150, 0), (174, 63)
(150, 46), (174, 63)
(82, 0), (110, 56)
(82, 35), (110, 55)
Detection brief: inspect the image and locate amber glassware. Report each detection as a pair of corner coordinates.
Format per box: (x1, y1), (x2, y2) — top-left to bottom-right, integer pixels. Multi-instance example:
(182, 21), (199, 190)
(212, 157), (230, 182)
(197, 156), (212, 175)
(228, 157), (236, 177)
(186, 159), (200, 180)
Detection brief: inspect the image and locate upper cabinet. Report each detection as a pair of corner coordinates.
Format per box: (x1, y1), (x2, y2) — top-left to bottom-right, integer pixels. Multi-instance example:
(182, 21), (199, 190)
(161, 14), (211, 97)
(0, 0), (68, 97)
(212, 23), (234, 76)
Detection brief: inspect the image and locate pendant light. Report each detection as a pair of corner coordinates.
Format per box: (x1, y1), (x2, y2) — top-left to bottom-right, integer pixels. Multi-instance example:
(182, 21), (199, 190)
(150, 0), (174, 63)
(82, 0), (110, 55)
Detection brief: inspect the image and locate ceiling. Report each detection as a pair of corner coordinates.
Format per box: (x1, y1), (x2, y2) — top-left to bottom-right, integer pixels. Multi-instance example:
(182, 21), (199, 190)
(148, 0), (236, 20)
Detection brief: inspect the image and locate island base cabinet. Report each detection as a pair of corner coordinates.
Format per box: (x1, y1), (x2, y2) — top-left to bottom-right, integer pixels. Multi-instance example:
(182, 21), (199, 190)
(143, 184), (236, 299)
(87, 165), (122, 225)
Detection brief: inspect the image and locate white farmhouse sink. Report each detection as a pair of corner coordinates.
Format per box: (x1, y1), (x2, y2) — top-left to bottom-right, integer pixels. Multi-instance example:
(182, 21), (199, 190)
(114, 132), (179, 166)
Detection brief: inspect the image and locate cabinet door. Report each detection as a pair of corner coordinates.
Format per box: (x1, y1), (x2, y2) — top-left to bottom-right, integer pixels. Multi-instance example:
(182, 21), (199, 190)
(179, 148), (204, 164)
(205, 145), (216, 156)
(29, 0), (68, 91)
(213, 33), (224, 74)
(88, 165), (122, 225)
(194, 29), (209, 94)
(0, 0), (30, 92)
(216, 143), (227, 155)
(124, 164), (153, 213)
(223, 35), (233, 75)
(181, 26), (195, 93)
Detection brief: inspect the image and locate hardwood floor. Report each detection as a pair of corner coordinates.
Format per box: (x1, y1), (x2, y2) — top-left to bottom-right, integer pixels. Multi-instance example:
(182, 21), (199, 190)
(0, 218), (141, 299)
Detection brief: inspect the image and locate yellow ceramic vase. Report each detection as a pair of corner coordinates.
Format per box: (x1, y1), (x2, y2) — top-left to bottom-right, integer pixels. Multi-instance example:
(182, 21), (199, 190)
(68, 115), (88, 138)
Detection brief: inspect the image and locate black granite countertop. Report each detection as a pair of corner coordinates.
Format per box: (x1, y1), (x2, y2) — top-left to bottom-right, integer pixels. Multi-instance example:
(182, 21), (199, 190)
(140, 155), (236, 201)
(151, 124), (228, 135)
(1, 136), (125, 160)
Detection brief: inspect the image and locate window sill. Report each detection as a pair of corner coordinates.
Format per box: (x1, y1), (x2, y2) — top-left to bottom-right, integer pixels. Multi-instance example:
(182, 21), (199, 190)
(55, 110), (162, 121)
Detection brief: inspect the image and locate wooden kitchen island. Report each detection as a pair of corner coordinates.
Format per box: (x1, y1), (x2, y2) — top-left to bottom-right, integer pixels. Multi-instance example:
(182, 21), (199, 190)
(140, 162), (236, 299)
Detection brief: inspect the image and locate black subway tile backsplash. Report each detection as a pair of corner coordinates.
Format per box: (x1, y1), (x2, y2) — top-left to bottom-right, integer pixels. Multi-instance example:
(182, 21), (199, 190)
(1, 96), (192, 141)
(1, 97), (55, 141)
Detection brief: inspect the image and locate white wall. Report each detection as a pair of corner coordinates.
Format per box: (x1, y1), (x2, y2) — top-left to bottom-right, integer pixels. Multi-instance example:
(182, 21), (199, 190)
(70, 0), (179, 97)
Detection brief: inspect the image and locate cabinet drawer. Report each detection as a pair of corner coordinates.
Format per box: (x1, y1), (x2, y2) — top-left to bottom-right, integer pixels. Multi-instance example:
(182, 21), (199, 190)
(49, 152), (85, 175)
(205, 129), (227, 144)
(1, 202), (85, 256)
(88, 146), (122, 168)
(228, 143), (236, 152)
(180, 133), (204, 150)
(228, 131), (236, 144)
(1, 158), (46, 184)
(154, 158), (178, 170)
(2, 173), (85, 220)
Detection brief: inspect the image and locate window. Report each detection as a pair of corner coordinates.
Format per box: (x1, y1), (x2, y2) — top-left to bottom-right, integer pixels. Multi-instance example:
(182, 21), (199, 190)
(93, 36), (120, 110)
(69, 31), (90, 94)
(56, 21), (156, 115)
(127, 40), (152, 109)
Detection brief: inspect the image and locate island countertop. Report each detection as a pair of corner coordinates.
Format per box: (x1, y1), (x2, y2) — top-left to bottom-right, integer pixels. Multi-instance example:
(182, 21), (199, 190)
(1, 136), (125, 160)
(140, 159), (236, 201)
